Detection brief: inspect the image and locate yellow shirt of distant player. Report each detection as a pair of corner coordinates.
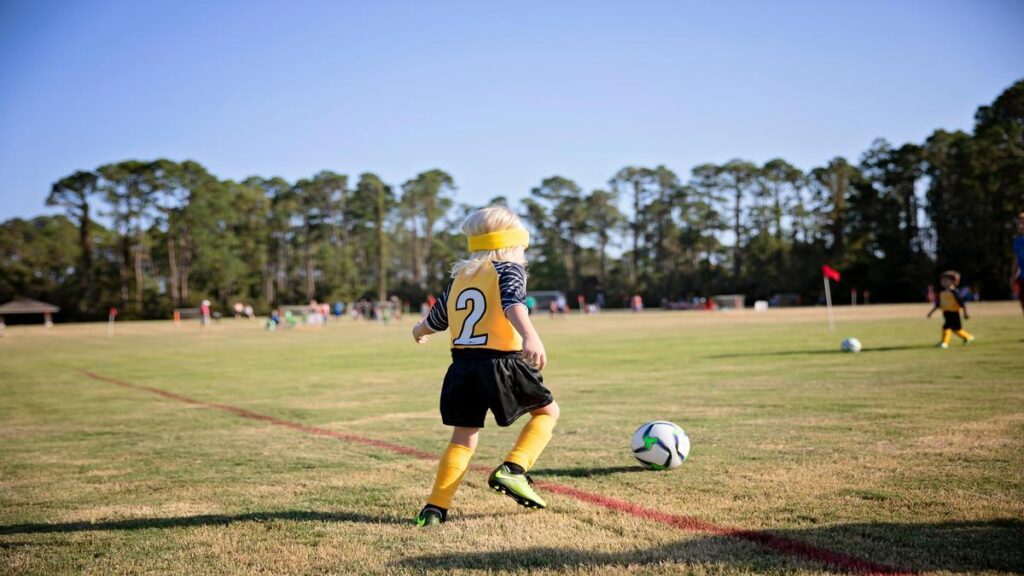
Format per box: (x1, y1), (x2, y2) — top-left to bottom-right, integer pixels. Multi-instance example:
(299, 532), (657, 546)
(447, 262), (523, 351)
(938, 290), (962, 312)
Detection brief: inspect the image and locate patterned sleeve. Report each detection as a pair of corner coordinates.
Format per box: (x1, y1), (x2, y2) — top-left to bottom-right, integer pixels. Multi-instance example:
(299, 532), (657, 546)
(493, 262), (528, 311)
(424, 283), (451, 332)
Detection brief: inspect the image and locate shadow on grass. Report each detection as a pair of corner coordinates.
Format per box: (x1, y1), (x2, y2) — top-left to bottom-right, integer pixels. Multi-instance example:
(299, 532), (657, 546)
(0, 510), (404, 535)
(707, 344), (935, 359)
(398, 519), (1024, 574)
(531, 465), (646, 478)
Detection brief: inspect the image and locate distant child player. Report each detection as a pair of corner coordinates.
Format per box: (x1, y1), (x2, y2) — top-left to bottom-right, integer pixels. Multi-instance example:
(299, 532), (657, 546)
(927, 270), (975, 349)
(410, 206), (559, 526)
(1012, 212), (1024, 316)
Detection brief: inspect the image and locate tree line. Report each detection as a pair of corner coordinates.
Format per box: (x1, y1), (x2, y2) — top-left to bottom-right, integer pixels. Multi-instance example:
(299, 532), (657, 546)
(2, 80), (1021, 320)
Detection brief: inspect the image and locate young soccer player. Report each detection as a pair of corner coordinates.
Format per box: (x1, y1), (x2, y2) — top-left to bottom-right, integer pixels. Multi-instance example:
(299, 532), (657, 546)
(927, 270), (975, 349)
(410, 206), (559, 526)
(1012, 212), (1024, 316)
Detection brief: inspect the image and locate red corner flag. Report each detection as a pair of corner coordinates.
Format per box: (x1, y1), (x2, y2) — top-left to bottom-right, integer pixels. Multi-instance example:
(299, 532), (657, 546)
(822, 265), (841, 282)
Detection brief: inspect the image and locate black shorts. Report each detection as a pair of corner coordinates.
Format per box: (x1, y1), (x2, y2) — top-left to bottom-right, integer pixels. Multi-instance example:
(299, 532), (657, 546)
(440, 349), (554, 428)
(942, 311), (962, 331)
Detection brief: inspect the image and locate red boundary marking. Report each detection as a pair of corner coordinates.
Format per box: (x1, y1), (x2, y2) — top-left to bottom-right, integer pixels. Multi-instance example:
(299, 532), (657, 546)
(80, 369), (913, 576)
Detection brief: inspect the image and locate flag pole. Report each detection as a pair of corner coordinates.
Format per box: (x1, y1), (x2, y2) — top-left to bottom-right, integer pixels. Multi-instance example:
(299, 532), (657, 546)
(824, 276), (834, 332)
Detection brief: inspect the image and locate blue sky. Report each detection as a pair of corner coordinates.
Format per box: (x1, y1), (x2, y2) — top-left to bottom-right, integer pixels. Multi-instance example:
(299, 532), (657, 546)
(1, 0), (1021, 220)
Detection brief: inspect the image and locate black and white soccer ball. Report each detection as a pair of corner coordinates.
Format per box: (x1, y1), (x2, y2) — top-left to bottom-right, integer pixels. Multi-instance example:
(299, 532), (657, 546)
(631, 420), (690, 470)
(841, 337), (862, 353)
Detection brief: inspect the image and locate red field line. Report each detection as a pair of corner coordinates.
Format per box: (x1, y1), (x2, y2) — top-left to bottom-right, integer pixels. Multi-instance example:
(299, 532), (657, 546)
(80, 369), (912, 576)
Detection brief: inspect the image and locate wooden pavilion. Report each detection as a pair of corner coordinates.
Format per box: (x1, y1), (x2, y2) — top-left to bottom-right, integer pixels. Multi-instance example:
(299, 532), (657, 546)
(0, 297), (60, 327)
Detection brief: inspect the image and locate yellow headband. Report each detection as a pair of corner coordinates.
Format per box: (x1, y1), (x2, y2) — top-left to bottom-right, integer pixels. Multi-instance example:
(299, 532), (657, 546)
(467, 229), (530, 252)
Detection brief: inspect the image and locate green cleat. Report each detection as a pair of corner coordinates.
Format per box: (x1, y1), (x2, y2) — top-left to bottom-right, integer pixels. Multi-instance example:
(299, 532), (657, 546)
(937, 342), (949, 349)
(964, 336), (975, 345)
(414, 505), (446, 527)
(488, 465), (547, 509)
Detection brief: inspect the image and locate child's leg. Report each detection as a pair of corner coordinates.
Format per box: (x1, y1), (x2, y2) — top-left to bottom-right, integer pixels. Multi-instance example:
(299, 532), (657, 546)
(426, 427), (478, 510)
(504, 402), (559, 473)
(955, 328), (973, 341)
(941, 329), (953, 345)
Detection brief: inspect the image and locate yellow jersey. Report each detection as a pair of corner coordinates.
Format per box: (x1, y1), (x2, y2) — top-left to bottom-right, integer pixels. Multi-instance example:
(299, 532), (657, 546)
(938, 289), (964, 312)
(424, 261), (526, 352)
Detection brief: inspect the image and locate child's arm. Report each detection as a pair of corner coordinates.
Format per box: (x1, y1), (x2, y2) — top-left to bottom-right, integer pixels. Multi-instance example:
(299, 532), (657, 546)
(926, 301), (939, 318)
(412, 320), (436, 344)
(506, 305), (547, 370)
(414, 287), (449, 344)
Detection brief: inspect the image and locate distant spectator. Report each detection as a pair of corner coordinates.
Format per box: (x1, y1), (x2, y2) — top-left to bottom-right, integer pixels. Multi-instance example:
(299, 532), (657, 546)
(630, 294), (643, 312)
(959, 285), (978, 302)
(199, 299), (211, 329)
(390, 295), (402, 320)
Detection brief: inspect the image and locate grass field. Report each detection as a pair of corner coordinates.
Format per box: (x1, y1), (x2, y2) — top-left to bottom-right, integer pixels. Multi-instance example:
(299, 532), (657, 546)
(2, 303), (1023, 575)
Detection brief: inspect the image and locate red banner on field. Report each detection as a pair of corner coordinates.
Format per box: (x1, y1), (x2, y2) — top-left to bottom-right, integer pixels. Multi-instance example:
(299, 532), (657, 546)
(822, 265), (841, 282)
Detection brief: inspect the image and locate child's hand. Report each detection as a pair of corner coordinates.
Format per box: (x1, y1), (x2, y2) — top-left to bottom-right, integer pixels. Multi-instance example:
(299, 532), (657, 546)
(926, 310), (934, 318)
(412, 322), (431, 344)
(964, 313), (970, 320)
(522, 335), (547, 370)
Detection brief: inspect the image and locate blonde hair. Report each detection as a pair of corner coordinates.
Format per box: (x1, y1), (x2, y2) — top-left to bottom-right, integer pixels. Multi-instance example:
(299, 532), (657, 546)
(451, 206), (528, 277)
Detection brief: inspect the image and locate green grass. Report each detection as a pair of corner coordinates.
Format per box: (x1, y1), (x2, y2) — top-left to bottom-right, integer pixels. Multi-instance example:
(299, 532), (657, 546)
(1, 303), (1022, 575)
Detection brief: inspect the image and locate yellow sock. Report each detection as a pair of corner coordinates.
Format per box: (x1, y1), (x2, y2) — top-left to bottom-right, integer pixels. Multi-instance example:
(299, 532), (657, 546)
(941, 329), (952, 345)
(426, 442), (474, 509)
(504, 414), (557, 472)
(956, 329), (973, 340)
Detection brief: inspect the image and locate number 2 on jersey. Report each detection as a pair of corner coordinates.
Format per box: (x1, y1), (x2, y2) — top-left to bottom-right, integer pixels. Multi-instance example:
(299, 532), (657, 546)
(453, 288), (488, 346)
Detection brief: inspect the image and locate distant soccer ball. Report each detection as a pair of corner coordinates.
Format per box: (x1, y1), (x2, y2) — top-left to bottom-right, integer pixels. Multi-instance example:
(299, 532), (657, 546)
(631, 420), (690, 470)
(841, 338), (862, 353)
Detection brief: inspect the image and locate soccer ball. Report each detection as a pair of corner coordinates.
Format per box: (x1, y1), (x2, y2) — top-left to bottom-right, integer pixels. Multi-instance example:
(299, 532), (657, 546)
(841, 337), (862, 353)
(631, 420), (690, 470)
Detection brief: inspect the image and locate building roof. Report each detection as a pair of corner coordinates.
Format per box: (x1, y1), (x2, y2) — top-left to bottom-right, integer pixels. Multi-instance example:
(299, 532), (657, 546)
(0, 297), (60, 315)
